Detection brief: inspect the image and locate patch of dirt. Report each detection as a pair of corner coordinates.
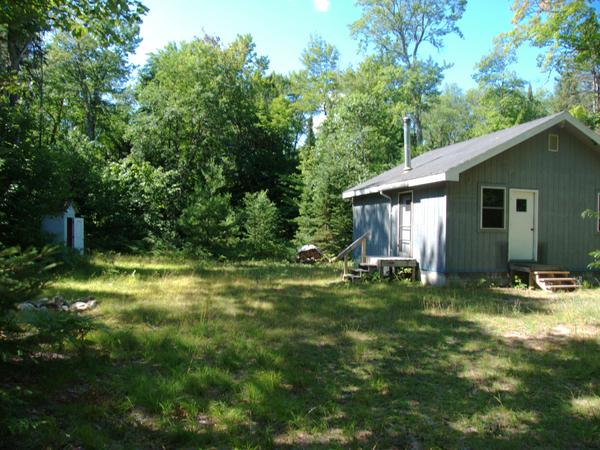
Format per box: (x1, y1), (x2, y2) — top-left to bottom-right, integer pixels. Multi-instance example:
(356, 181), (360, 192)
(274, 427), (375, 446)
(501, 323), (599, 351)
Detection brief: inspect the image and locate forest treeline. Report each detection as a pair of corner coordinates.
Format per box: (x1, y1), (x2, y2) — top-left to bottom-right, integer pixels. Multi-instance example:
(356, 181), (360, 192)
(1, 0), (599, 258)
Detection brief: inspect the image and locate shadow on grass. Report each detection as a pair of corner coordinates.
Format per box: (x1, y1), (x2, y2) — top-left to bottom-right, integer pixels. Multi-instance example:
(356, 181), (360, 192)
(2, 265), (598, 448)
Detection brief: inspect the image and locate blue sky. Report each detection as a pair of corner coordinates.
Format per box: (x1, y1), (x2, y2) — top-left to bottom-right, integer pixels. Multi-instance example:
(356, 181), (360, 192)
(131, 0), (554, 91)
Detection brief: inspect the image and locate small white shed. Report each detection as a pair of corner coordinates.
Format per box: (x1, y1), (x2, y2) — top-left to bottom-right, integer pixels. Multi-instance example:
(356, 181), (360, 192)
(41, 203), (84, 254)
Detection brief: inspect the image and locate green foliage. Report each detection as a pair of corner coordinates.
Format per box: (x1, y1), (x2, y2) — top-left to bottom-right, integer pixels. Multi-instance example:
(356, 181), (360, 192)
(19, 309), (96, 350)
(178, 164), (237, 257)
(513, 275), (528, 290)
(470, 48), (549, 134)
(242, 191), (285, 258)
(351, 0), (467, 143)
(422, 84), (475, 149)
(0, 244), (60, 313)
(582, 209), (600, 268)
(0, 0), (146, 247)
(502, 0), (600, 127)
(293, 35), (340, 115)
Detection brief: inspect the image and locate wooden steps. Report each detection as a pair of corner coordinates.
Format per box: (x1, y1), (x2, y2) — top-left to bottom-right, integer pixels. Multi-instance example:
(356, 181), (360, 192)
(342, 265), (375, 282)
(534, 270), (580, 292)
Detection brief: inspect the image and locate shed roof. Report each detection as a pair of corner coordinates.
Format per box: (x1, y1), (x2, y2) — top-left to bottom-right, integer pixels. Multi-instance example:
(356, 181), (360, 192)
(342, 111), (600, 199)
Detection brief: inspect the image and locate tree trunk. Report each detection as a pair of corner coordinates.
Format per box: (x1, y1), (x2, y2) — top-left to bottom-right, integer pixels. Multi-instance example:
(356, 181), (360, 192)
(413, 110), (423, 147)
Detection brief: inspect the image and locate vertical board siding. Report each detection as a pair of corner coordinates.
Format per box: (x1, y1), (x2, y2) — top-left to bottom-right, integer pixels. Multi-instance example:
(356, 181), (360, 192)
(352, 194), (391, 257)
(411, 186), (447, 272)
(351, 186), (447, 272)
(446, 126), (600, 272)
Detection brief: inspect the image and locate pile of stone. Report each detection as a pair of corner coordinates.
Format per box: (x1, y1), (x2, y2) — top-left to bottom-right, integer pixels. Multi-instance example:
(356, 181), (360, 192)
(17, 295), (97, 312)
(297, 244), (324, 264)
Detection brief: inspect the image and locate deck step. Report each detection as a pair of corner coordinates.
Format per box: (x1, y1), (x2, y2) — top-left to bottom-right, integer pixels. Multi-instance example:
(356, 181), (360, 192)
(352, 268), (370, 273)
(533, 269), (580, 292)
(545, 285), (579, 291)
(343, 273), (362, 282)
(534, 271), (570, 275)
(538, 277), (577, 281)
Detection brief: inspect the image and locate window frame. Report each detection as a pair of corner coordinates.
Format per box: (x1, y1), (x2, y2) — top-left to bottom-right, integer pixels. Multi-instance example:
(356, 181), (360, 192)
(480, 185), (507, 231)
(548, 133), (559, 152)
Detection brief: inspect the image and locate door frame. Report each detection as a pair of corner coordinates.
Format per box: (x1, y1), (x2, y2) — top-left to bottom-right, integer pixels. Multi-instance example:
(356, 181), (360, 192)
(66, 217), (74, 248)
(508, 188), (539, 262)
(397, 190), (413, 257)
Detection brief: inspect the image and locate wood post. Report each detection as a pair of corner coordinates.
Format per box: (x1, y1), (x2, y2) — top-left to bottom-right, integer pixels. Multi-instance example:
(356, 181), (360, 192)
(361, 239), (366, 265)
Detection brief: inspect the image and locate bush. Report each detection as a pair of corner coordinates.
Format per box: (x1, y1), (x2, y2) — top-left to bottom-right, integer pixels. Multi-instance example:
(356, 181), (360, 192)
(242, 190), (285, 258)
(582, 209), (600, 268)
(19, 309), (97, 351)
(0, 244), (60, 314)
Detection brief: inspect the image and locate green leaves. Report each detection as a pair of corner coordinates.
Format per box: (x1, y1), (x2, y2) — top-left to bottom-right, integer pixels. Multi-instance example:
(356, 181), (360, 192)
(242, 191), (285, 259)
(0, 244), (60, 312)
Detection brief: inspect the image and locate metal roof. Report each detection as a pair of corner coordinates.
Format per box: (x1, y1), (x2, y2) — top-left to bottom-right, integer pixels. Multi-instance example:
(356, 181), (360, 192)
(342, 111), (600, 199)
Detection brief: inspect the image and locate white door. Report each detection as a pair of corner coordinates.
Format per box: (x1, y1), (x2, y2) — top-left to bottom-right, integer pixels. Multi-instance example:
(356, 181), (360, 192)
(508, 190), (537, 261)
(74, 218), (84, 254)
(398, 192), (412, 257)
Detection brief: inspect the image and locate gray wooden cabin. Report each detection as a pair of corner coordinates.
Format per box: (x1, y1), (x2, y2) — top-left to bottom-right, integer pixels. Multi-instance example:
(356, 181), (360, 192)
(342, 112), (600, 285)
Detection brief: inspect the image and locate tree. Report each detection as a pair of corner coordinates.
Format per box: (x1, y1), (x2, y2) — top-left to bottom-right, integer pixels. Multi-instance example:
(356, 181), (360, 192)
(470, 47), (548, 134)
(501, 0), (599, 122)
(422, 84), (475, 149)
(351, 0), (467, 144)
(295, 60), (404, 252)
(130, 35), (302, 245)
(0, 0), (146, 77)
(242, 191), (284, 258)
(0, 0), (145, 247)
(293, 35), (341, 116)
(42, 26), (139, 142)
(178, 163), (237, 256)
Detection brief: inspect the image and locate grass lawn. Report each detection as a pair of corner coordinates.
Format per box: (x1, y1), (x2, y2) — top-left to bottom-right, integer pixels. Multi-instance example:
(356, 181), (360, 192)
(2, 254), (600, 449)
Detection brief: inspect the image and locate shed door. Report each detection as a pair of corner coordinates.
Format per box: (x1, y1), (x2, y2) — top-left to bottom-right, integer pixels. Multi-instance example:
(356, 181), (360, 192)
(398, 192), (412, 257)
(508, 189), (537, 261)
(74, 218), (84, 254)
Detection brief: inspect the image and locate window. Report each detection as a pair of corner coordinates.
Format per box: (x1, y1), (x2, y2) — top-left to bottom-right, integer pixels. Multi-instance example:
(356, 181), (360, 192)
(548, 133), (559, 152)
(516, 198), (527, 212)
(481, 187), (505, 229)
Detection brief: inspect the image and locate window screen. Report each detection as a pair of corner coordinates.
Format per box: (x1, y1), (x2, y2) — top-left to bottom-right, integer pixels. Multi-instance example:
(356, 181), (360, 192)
(481, 188), (505, 229)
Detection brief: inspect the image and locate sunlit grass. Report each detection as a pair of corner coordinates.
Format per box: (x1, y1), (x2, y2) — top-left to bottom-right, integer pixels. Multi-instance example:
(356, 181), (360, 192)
(2, 254), (600, 448)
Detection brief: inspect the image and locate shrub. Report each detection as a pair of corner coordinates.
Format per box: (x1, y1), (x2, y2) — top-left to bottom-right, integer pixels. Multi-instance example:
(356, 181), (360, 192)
(0, 244), (60, 314)
(242, 191), (285, 258)
(19, 309), (97, 351)
(582, 209), (600, 268)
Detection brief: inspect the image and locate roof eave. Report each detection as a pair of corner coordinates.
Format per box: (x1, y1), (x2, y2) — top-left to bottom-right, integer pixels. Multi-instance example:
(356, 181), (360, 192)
(342, 172), (450, 199)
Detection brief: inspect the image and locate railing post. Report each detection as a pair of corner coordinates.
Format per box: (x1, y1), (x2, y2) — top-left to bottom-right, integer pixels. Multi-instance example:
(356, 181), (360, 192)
(344, 255), (348, 278)
(361, 239), (366, 265)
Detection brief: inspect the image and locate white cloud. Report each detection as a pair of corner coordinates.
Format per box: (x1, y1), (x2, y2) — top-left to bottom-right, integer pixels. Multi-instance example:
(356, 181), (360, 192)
(313, 0), (331, 13)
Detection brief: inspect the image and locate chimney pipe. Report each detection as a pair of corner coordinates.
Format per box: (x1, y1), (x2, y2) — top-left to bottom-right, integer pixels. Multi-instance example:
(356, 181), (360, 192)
(403, 115), (412, 171)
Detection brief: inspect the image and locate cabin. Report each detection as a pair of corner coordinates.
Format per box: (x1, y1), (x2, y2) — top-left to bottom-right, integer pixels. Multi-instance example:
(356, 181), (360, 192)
(41, 203), (85, 254)
(342, 112), (600, 286)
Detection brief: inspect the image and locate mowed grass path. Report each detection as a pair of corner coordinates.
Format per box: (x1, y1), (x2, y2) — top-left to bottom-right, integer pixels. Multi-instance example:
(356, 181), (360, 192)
(3, 255), (600, 448)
